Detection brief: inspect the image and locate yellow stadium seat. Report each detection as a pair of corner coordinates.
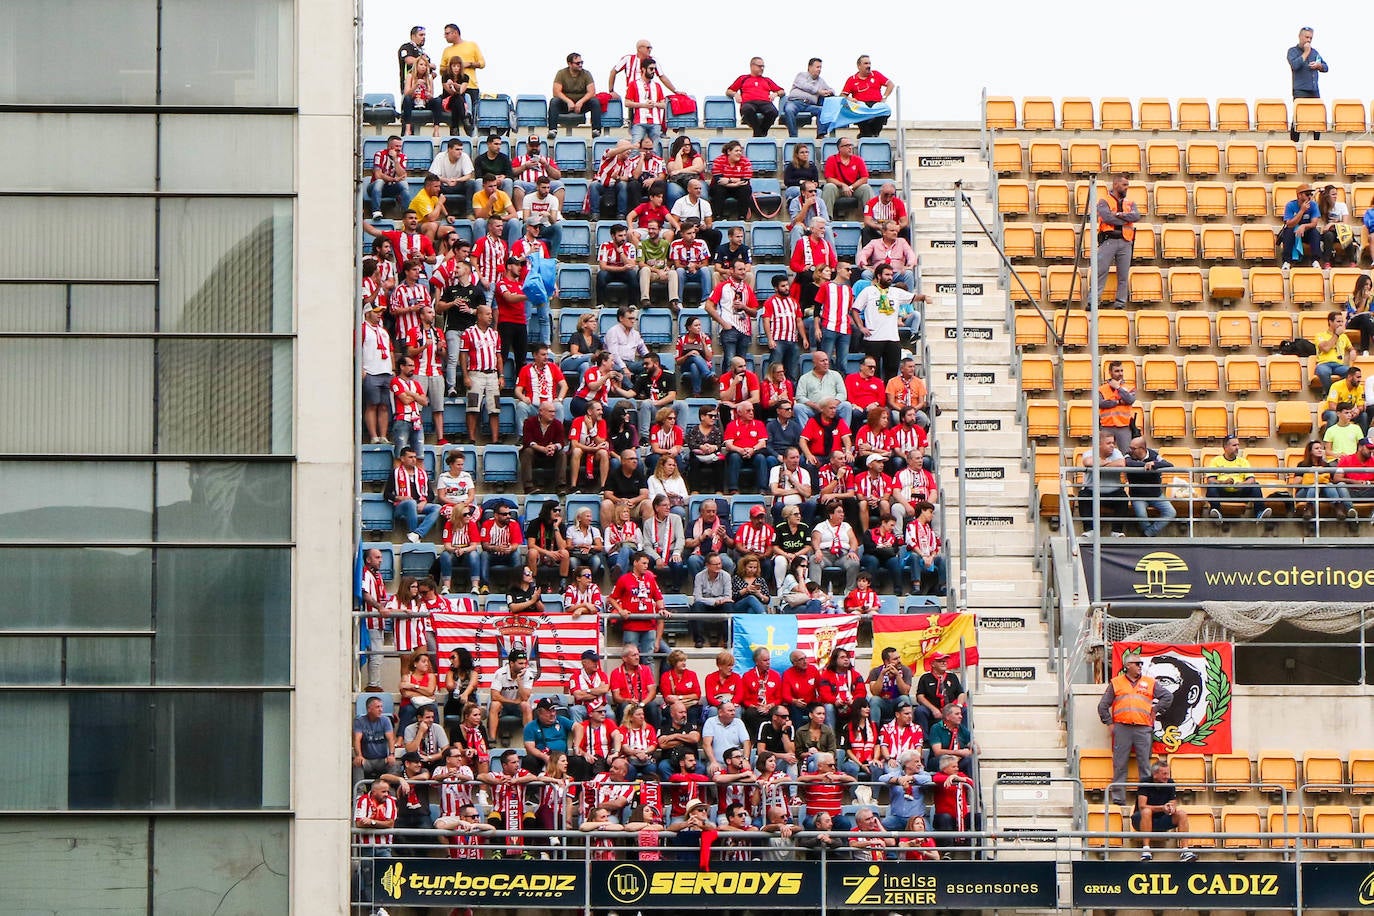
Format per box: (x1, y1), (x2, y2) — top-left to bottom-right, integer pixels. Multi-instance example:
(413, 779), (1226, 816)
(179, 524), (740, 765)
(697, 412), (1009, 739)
(1061, 355), (1093, 392)
(1225, 355), (1262, 394)
(1297, 312), (1327, 342)
(1201, 227), (1236, 261)
(1010, 268), (1042, 304)
(1267, 806), (1301, 848)
(1053, 308), (1089, 347)
(1304, 751), (1344, 794)
(992, 139), (1023, 174)
(1129, 267), (1164, 304)
(1293, 99), (1327, 134)
(1177, 98), (1211, 131)
(1290, 267), (1326, 305)
(1067, 142), (1103, 175)
(1208, 265), (1245, 300)
(1276, 401), (1315, 438)
(1272, 181), (1303, 217)
(1025, 399), (1060, 439)
(1248, 267), (1286, 305)
(1040, 224), (1077, 259)
(1247, 449), (1282, 488)
(1181, 805), (1217, 848)
(1332, 99), (1368, 133)
(1002, 225), (1036, 258)
(1145, 142), (1180, 177)
(1072, 180), (1106, 215)
(1014, 309), (1049, 346)
(1259, 754), (1299, 793)
(1183, 355), (1220, 393)
(1185, 142), (1220, 177)
(1222, 806), (1264, 849)
(1034, 447), (1062, 518)
(1067, 400), (1094, 439)
(1035, 181), (1071, 217)
(1193, 182), (1228, 219)
(1192, 401), (1230, 440)
(1138, 98), (1173, 130)
(1332, 269), (1362, 304)
(1266, 355), (1304, 394)
(1240, 226), (1277, 260)
(1061, 97), (1094, 130)
(1161, 226), (1197, 260)
(1232, 183), (1269, 219)
(1216, 99), (1251, 131)
(1106, 141), (1141, 174)
(1134, 310), (1172, 349)
(1258, 311), (1295, 348)
(1159, 447), (1195, 471)
(1168, 267), (1204, 305)
(984, 96), (1016, 129)
(1153, 181), (1188, 218)
(1148, 401), (1187, 440)
(1098, 311), (1130, 350)
(1132, 225), (1158, 261)
(1234, 403), (1271, 440)
(1020, 355), (1055, 393)
(1312, 805), (1354, 849)
(1304, 141), (1339, 178)
(1176, 313), (1213, 349)
(1021, 97), (1055, 130)
(1028, 140), (1064, 175)
(1362, 808), (1374, 847)
(1353, 183), (1374, 214)
(998, 180), (1030, 216)
(1224, 141), (1260, 177)
(1263, 141), (1299, 177)
(1169, 754), (1207, 790)
(1142, 356), (1180, 392)
(1216, 311), (1254, 349)
(1087, 807), (1124, 848)
(1213, 753), (1253, 791)
(1099, 97), (1133, 130)
(1046, 266), (1082, 304)
(1345, 142), (1374, 178)
(1255, 99), (1289, 132)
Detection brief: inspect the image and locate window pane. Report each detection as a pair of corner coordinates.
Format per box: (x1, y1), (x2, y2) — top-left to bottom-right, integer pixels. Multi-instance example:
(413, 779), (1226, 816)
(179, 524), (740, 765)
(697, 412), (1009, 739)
(153, 817), (288, 913)
(156, 549), (291, 685)
(68, 693), (156, 808)
(0, 694), (69, 808)
(71, 285), (157, 332)
(158, 340), (293, 454)
(0, 1), (156, 104)
(161, 115), (294, 193)
(0, 113), (156, 192)
(156, 462), (292, 541)
(0, 340), (154, 453)
(67, 637), (153, 686)
(160, 198), (293, 333)
(161, 0), (294, 106)
(0, 198), (155, 280)
(0, 284), (64, 331)
(0, 547), (152, 629)
(154, 692), (287, 808)
(0, 463), (152, 541)
(0, 818), (149, 911)
(0, 638), (61, 685)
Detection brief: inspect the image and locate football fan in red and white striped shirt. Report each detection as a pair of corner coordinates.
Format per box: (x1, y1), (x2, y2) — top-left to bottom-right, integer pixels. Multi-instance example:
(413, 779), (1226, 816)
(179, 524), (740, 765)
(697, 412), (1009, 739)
(354, 780), (398, 847)
(856, 455), (894, 530)
(390, 356), (427, 455)
(625, 58), (667, 136)
(734, 506), (777, 555)
(405, 305), (448, 444)
(469, 217), (508, 290)
(609, 41), (678, 97)
(360, 306), (394, 444)
(459, 304), (502, 445)
(365, 209), (437, 266)
(815, 264), (855, 335)
(389, 259), (431, 339)
(367, 136), (408, 218)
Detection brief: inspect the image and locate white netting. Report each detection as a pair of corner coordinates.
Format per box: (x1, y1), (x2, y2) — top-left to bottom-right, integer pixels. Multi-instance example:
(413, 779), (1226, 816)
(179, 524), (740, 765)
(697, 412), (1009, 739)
(1103, 602), (1371, 646)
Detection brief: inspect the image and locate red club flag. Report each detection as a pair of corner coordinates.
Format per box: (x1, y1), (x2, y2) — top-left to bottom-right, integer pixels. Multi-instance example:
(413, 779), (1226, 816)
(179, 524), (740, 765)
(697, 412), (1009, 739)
(1110, 642), (1234, 755)
(870, 612), (979, 677)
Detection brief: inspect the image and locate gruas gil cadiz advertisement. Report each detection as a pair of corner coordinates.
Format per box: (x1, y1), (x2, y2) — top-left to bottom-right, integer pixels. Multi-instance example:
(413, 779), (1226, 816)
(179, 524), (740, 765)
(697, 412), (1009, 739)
(590, 862), (820, 908)
(1072, 862), (1296, 909)
(374, 859), (583, 906)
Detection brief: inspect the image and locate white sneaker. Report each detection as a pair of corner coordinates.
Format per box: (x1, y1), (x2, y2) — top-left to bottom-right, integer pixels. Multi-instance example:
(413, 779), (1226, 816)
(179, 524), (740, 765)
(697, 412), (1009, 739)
(1110, 530), (1126, 538)
(1210, 508), (1223, 522)
(1257, 507), (1273, 522)
(371, 211), (383, 220)
(1180, 849), (1197, 862)
(407, 532), (421, 543)
(1139, 848), (1152, 861)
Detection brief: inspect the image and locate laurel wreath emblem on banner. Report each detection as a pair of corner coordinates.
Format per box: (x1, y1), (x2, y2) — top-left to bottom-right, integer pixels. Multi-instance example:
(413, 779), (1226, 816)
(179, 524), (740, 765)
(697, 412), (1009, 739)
(1186, 647), (1231, 746)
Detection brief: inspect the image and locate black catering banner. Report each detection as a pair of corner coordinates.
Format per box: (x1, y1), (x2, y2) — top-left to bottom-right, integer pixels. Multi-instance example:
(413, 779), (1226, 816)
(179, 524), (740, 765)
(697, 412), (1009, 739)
(1302, 863), (1374, 908)
(1072, 861), (1296, 909)
(827, 861), (1056, 909)
(372, 858), (583, 907)
(1082, 542), (1374, 604)
(591, 861), (820, 909)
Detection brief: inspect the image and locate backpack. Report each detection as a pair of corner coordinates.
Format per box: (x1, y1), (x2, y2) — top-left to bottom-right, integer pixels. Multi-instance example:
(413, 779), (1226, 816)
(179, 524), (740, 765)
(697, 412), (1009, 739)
(1278, 338), (1317, 357)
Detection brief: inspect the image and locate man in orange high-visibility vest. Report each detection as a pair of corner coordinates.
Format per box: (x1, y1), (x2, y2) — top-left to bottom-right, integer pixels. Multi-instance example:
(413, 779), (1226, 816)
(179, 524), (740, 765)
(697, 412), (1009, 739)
(1094, 174), (1140, 310)
(1098, 360), (1137, 453)
(1096, 650), (1173, 806)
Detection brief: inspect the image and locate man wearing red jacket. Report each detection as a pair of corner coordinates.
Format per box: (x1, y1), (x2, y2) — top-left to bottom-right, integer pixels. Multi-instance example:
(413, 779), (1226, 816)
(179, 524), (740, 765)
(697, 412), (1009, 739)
(817, 647), (866, 729)
(735, 647), (783, 736)
(780, 649), (820, 728)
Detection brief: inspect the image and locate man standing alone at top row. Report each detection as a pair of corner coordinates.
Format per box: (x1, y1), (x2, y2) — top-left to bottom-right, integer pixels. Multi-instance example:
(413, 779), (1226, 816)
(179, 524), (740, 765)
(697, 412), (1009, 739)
(1095, 175), (1140, 310)
(1287, 26), (1327, 142)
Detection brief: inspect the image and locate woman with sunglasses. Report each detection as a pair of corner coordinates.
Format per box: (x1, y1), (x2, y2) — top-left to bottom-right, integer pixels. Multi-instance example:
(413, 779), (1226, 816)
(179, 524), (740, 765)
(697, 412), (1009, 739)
(564, 505), (605, 581)
(664, 135), (706, 206)
(563, 565), (606, 618)
(525, 501), (570, 587)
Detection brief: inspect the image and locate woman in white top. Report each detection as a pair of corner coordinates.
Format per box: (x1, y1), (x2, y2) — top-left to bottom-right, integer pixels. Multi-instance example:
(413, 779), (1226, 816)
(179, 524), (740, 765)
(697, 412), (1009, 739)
(808, 502), (860, 591)
(647, 454), (689, 520)
(438, 450), (481, 522)
(565, 506), (605, 580)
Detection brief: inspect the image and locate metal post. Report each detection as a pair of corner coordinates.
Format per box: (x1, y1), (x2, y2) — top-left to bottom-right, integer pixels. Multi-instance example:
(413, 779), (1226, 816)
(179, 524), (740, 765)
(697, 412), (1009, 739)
(954, 181), (969, 610)
(1088, 175), (1102, 599)
(819, 842), (829, 916)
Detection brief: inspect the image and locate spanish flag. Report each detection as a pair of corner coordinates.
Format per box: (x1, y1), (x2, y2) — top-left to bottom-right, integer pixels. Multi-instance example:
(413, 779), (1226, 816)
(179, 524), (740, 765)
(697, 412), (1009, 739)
(870, 612), (979, 677)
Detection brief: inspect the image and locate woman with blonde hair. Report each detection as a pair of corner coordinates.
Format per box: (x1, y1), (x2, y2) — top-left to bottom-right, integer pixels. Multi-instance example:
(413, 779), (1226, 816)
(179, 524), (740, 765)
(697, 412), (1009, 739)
(647, 454), (689, 519)
(402, 56), (444, 136)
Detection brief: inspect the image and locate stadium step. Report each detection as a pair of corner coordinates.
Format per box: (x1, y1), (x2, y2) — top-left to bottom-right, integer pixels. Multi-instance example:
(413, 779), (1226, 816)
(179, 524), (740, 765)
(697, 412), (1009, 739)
(920, 291), (1008, 322)
(913, 228), (1004, 271)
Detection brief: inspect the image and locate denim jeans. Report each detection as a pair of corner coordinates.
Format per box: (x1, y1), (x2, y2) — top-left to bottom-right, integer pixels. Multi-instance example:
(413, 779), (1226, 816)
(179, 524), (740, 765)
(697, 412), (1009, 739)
(587, 181), (629, 219)
(860, 551), (906, 591)
(677, 267), (715, 304)
(394, 499), (441, 537)
(719, 327), (751, 367)
(391, 420), (424, 458)
(725, 451), (768, 493)
(525, 300), (551, 347)
(438, 548), (488, 587)
(629, 123), (663, 144)
(533, 221), (562, 257)
(1131, 497), (1178, 537)
(473, 217), (522, 245)
(367, 179), (407, 214)
(685, 552), (736, 580)
(771, 341), (802, 381)
(782, 99), (825, 137)
(819, 328), (850, 373)
(902, 550), (947, 593)
(1296, 485), (1352, 512)
(733, 594), (769, 615)
(680, 352), (714, 395)
(611, 543), (636, 575)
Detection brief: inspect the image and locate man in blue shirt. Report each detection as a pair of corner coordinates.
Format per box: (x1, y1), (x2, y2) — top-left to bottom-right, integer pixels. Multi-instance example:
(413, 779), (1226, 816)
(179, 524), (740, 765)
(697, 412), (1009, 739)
(522, 697), (573, 774)
(1280, 184), (1322, 268)
(1287, 27), (1328, 141)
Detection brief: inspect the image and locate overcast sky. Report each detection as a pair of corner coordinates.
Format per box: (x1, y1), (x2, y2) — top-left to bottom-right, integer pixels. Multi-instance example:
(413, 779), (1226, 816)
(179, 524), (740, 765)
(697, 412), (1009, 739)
(361, 2), (1354, 124)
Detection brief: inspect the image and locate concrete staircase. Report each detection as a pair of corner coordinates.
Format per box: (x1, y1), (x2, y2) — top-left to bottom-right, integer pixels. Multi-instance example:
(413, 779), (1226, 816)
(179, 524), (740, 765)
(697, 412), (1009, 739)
(906, 132), (1075, 854)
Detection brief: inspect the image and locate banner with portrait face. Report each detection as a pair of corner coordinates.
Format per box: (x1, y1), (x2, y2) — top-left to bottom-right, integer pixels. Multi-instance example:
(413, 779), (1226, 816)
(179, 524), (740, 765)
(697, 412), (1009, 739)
(1109, 642), (1233, 755)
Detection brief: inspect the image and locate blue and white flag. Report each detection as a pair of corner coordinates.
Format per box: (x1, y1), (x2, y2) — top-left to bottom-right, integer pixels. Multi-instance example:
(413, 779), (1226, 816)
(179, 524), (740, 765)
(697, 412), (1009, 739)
(732, 614), (860, 673)
(819, 96), (892, 131)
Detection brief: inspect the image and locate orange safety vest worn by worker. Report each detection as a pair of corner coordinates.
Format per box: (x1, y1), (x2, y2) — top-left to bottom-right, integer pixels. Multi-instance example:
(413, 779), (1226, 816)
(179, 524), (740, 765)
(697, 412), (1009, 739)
(1098, 193), (1135, 242)
(1098, 383), (1133, 428)
(1110, 673), (1156, 726)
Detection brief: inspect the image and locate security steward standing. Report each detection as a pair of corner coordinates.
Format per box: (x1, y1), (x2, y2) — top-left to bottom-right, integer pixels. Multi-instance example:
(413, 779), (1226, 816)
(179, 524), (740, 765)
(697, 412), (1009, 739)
(1097, 650), (1173, 806)
(1094, 174), (1140, 309)
(1098, 360), (1136, 453)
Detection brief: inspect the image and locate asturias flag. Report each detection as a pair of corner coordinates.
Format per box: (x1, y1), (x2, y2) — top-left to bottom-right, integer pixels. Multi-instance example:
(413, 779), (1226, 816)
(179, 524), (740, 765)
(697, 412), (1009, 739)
(732, 614), (860, 674)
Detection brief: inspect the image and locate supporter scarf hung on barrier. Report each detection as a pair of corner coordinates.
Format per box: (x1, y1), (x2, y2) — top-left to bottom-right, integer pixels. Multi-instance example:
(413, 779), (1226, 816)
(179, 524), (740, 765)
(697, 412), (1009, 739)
(871, 612), (979, 676)
(432, 605), (600, 692)
(818, 96), (891, 131)
(732, 614), (860, 674)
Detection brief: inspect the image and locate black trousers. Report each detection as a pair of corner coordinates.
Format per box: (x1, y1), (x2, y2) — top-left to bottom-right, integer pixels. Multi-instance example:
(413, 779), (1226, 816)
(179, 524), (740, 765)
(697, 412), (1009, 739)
(740, 101), (779, 137)
(548, 96), (604, 130)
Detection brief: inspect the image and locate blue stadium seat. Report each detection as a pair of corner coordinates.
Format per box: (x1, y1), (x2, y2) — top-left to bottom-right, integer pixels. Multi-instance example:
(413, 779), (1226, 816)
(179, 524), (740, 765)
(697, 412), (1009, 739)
(559, 220), (591, 257)
(512, 139), (529, 160)
(448, 219), (475, 245)
(361, 493), (394, 532)
(595, 223), (616, 249)
(542, 594), (565, 614)
(601, 97), (625, 129)
(557, 265), (593, 301)
(565, 493), (601, 526)
(484, 595), (510, 617)
(522, 493), (559, 524)
(402, 137), (434, 172)
(782, 140), (815, 169)
(499, 400), (517, 436)
(361, 444), (394, 483)
(476, 94), (514, 133)
(592, 137), (619, 167)
(706, 139), (728, 164)
(750, 178), (782, 212)
(666, 96), (700, 132)
(729, 495), (767, 526)
(554, 139), (589, 173)
(363, 93), (398, 126)
(439, 443), (477, 474)
(714, 219), (746, 241)
(640, 309), (675, 345)
(843, 352), (864, 374)
(361, 137), (387, 176)
(561, 179), (588, 214)
(514, 95), (548, 128)
(753, 265), (789, 301)
(832, 222), (862, 259)
(820, 139), (840, 164)
(484, 445), (520, 483)
(442, 404), (468, 437)
(751, 221), (786, 259)
(422, 445), (439, 479)
(680, 398), (718, 426)
(799, 352), (815, 376)
(903, 595), (944, 613)
(687, 494), (728, 522)
(703, 96), (738, 130)
(597, 309), (619, 338)
(858, 139), (894, 175)
(558, 307), (592, 342)
(677, 308), (714, 339)
(362, 542), (396, 582)
(745, 140), (780, 174)
(877, 595), (901, 615)
(399, 543), (438, 578)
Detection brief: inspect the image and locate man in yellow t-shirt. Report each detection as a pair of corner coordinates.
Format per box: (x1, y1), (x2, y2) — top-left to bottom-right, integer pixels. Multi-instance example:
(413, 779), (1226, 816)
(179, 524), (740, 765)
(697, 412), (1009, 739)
(1204, 435), (1271, 524)
(1323, 365), (1365, 430)
(440, 24), (485, 135)
(407, 173), (452, 242)
(472, 176), (521, 244)
(1313, 310), (1355, 393)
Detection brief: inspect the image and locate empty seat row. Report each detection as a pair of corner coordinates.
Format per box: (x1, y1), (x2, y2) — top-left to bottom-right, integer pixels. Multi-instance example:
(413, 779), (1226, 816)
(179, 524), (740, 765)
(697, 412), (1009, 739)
(1080, 748), (1374, 794)
(997, 178), (1373, 220)
(1020, 354), (1307, 397)
(1086, 803), (1373, 850)
(1026, 398), (1312, 442)
(1010, 265), (1360, 309)
(994, 139), (1374, 180)
(1018, 306), (1345, 352)
(986, 96), (1372, 134)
